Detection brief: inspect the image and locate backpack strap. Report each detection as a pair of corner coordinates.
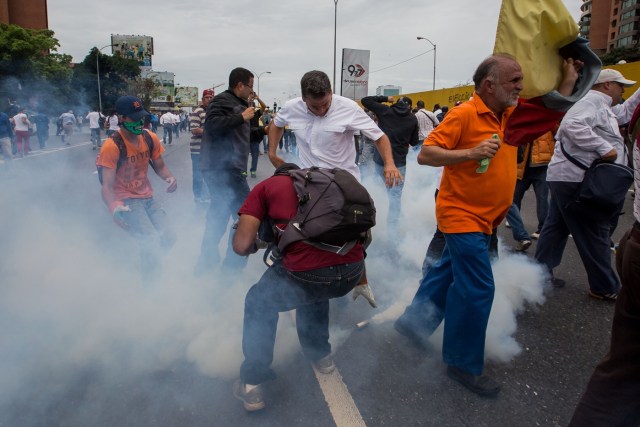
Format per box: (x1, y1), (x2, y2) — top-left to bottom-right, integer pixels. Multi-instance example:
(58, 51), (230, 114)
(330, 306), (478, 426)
(110, 129), (157, 172)
(559, 140), (588, 170)
(109, 131), (129, 171)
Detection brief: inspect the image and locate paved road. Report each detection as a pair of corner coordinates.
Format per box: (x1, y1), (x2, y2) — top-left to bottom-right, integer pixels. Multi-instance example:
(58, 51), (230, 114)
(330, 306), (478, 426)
(0, 131), (634, 426)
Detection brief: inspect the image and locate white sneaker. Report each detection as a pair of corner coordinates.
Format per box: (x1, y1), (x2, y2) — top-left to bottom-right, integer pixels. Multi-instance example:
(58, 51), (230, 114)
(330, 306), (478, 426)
(531, 231), (540, 240)
(505, 220), (511, 228)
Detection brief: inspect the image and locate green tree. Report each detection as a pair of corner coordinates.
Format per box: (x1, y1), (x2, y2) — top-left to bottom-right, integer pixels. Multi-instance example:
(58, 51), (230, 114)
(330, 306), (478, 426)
(0, 23), (73, 111)
(71, 47), (141, 112)
(599, 46), (640, 66)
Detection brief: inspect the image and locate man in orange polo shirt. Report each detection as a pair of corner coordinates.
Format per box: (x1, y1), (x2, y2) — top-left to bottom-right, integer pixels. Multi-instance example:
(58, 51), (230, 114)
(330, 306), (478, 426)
(394, 54), (580, 397)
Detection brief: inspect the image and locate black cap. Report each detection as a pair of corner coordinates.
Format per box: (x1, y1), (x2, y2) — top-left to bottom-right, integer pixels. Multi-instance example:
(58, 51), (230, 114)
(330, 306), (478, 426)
(115, 95), (150, 121)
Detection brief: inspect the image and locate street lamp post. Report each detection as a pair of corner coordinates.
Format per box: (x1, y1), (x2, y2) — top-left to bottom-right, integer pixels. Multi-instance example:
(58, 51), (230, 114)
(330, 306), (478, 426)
(256, 71), (271, 97)
(333, 0), (338, 93)
(96, 44), (116, 113)
(417, 36), (437, 91)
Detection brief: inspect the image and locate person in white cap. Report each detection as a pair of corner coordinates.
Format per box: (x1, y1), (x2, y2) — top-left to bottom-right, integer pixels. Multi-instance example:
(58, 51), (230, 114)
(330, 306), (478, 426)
(535, 68), (640, 301)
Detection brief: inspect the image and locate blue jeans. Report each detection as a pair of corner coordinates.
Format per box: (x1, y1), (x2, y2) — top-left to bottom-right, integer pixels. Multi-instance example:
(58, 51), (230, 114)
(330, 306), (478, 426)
(240, 260), (364, 385)
(262, 135), (268, 153)
(374, 162), (406, 236)
(402, 232), (495, 375)
(249, 141), (260, 172)
(505, 203), (530, 241)
(121, 197), (176, 279)
(190, 154), (207, 201)
(198, 168), (250, 272)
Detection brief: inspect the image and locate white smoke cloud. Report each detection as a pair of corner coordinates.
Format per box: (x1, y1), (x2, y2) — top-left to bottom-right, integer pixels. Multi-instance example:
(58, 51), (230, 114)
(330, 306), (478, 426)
(0, 148), (547, 421)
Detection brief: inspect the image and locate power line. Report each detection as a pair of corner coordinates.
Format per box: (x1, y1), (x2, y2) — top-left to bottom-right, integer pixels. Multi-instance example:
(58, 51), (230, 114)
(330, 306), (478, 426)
(369, 49), (434, 75)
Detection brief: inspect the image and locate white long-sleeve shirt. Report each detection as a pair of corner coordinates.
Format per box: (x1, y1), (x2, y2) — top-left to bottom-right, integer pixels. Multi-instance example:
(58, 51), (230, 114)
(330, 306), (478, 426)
(548, 88), (640, 182)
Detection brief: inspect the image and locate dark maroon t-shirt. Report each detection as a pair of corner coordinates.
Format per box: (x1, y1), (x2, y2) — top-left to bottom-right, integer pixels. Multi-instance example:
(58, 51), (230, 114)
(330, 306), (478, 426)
(238, 175), (364, 271)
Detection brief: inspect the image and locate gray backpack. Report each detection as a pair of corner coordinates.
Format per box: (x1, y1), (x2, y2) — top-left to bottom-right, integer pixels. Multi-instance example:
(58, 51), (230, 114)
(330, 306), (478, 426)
(268, 164), (376, 257)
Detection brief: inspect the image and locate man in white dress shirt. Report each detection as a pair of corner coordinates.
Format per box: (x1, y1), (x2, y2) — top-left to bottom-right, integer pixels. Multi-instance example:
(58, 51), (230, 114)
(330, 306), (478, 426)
(535, 68), (640, 300)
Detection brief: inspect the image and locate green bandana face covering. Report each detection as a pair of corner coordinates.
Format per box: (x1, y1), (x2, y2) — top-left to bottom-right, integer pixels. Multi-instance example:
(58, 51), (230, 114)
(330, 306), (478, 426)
(122, 119), (144, 135)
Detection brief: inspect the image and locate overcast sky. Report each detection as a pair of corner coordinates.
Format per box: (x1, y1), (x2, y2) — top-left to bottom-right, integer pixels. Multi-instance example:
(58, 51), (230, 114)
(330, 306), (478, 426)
(48, 0), (583, 106)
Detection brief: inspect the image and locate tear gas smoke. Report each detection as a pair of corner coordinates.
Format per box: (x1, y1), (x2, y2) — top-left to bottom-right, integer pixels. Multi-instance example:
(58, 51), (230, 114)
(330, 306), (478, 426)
(0, 145), (547, 423)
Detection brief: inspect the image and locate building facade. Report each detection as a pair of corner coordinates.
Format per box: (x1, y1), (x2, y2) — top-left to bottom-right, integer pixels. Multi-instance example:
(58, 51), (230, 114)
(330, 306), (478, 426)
(579, 0), (640, 53)
(0, 0), (48, 30)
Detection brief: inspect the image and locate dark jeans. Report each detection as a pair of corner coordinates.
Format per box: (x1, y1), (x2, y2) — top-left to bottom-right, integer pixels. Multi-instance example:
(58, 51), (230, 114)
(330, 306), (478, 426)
(240, 260), (365, 385)
(569, 222), (640, 426)
(534, 181), (621, 295)
(198, 168), (250, 271)
(249, 141), (260, 172)
(163, 125), (173, 144)
(190, 154), (207, 201)
(507, 166), (549, 240)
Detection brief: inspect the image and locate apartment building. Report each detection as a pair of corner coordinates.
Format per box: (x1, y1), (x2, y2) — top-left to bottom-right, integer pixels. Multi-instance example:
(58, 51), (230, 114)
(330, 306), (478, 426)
(580, 0), (640, 53)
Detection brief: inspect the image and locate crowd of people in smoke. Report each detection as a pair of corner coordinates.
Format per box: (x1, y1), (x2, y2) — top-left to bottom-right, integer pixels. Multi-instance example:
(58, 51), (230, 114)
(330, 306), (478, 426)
(2, 55), (639, 424)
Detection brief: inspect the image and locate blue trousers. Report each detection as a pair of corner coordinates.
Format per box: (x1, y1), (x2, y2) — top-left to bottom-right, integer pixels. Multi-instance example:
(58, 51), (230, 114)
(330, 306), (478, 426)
(249, 141), (260, 172)
(374, 162), (406, 236)
(240, 260), (364, 385)
(190, 154), (207, 201)
(403, 232), (495, 375)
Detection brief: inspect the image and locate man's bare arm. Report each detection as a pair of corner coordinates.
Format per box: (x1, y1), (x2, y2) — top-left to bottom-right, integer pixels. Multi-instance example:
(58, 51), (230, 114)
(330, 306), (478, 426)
(268, 125), (286, 168)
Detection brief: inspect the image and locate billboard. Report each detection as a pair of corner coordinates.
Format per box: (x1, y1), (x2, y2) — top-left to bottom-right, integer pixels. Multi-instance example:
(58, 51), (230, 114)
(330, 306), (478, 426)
(111, 34), (154, 68)
(175, 87), (199, 107)
(341, 48), (370, 101)
(141, 70), (175, 102)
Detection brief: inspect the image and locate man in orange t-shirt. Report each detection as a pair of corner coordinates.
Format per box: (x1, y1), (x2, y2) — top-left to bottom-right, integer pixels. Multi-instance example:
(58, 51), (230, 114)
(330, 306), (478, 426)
(394, 54), (581, 397)
(97, 95), (178, 279)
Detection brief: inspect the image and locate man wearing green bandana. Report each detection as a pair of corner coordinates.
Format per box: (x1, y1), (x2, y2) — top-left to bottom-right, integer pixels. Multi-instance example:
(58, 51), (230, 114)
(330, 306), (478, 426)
(97, 95), (178, 280)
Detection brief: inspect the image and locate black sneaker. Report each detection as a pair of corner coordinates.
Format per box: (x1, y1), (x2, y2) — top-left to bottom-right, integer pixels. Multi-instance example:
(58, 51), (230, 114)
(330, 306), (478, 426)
(233, 380), (265, 411)
(551, 277), (566, 288)
(447, 365), (500, 397)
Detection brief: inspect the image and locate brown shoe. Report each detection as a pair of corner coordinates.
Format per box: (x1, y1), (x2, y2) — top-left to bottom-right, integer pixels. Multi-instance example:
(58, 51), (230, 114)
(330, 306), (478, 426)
(233, 380), (265, 411)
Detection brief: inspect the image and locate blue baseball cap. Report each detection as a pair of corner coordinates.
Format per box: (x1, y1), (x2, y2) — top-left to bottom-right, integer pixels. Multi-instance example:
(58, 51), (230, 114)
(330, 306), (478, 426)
(115, 95), (150, 121)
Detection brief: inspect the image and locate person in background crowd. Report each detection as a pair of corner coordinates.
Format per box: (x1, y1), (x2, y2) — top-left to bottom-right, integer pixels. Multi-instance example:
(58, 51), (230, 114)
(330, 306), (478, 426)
(105, 109), (119, 138)
(160, 110), (174, 145)
(248, 91), (268, 178)
(86, 107), (105, 150)
(415, 100), (439, 149)
(189, 89), (214, 204)
(261, 108), (272, 154)
(150, 112), (159, 133)
(59, 110), (76, 145)
(31, 110), (50, 150)
(12, 107), (31, 156)
(361, 94), (420, 237)
(0, 109), (14, 165)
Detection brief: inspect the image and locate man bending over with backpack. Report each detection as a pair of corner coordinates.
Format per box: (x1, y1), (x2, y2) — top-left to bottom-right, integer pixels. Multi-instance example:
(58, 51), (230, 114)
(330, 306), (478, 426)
(231, 163), (371, 412)
(97, 95), (178, 280)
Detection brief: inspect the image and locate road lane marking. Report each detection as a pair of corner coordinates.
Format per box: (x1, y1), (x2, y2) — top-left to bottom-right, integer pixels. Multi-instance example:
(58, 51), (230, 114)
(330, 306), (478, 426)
(312, 366), (367, 427)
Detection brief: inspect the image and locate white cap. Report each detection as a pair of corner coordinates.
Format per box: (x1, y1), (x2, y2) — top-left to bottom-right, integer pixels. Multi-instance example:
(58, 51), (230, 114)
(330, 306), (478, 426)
(594, 69), (636, 87)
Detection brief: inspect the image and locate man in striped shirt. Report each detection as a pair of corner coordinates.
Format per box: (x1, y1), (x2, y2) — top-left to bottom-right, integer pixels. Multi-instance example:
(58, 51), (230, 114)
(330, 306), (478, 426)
(189, 89), (214, 203)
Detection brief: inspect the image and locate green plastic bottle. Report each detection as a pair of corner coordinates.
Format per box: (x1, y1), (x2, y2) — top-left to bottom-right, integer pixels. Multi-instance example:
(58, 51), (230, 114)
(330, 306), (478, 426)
(476, 134), (499, 174)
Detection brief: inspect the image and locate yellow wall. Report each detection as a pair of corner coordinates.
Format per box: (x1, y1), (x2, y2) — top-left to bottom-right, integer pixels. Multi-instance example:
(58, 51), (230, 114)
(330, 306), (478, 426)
(399, 60), (640, 108)
(400, 86), (475, 110)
